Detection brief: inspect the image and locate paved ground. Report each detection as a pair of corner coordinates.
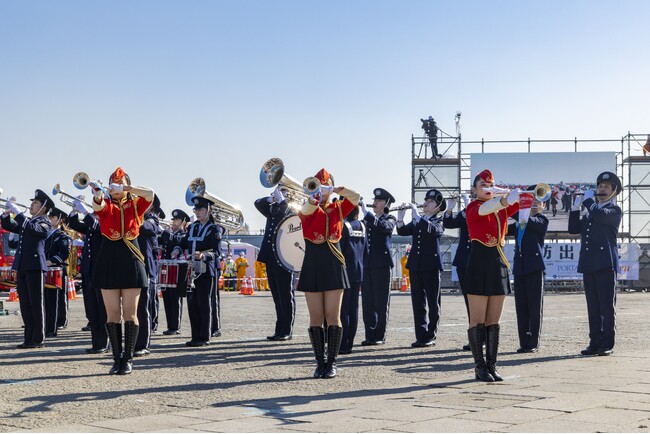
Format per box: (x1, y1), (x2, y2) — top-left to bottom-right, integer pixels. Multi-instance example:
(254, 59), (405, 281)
(1, 289), (649, 433)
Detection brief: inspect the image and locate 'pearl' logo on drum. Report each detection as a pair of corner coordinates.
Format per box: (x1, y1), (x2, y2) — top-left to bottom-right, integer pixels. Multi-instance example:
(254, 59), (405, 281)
(288, 222), (302, 233)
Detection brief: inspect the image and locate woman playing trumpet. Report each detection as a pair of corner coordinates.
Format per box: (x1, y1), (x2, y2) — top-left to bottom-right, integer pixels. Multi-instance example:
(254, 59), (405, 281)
(91, 167), (154, 375)
(465, 170), (520, 382)
(298, 169), (360, 379)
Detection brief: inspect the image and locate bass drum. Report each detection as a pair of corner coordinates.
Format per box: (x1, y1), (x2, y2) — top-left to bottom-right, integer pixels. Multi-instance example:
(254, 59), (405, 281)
(274, 214), (305, 273)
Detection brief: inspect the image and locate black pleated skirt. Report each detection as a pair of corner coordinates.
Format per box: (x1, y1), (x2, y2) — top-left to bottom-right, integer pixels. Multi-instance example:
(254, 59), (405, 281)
(92, 237), (149, 289)
(465, 241), (511, 296)
(297, 240), (350, 292)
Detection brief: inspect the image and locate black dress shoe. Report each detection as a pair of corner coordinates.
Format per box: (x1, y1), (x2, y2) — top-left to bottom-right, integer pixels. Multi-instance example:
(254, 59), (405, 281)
(162, 329), (180, 335)
(133, 349), (151, 357)
(462, 343), (471, 351)
(372, 340), (385, 345)
(598, 347), (613, 356)
(274, 335), (292, 341)
(57, 325), (67, 330)
(18, 342), (43, 349)
(411, 340), (434, 348)
(266, 335), (279, 340)
(45, 332), (57, 338)
(186, 340), (209, 347)
(211, 331), (221, 338)
(517, 347), (539, 353)
(361, 340), (372, 346)
(338, 348), (352, 355)
(86, 347), (109, 354)
(580, 346), (599, 356)
(81, 326), (91, 332)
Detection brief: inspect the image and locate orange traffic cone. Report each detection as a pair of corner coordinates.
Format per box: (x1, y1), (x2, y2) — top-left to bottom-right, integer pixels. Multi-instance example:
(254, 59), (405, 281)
(246, 277), (255, 296)
(67, 280), (78, 300)
(218, 274), (224, 290)
(7, 286), (19, 302)
(158, 288), (163, 298)
(400, 275), (408, 292)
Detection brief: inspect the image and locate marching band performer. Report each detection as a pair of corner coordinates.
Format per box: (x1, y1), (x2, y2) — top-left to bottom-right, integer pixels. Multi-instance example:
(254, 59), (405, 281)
(91, 167), (154, 375)
(255, 187), (295, 341)
(507, 189), (549, 353)
(360, 188), (396, 346)
(465, 170), (520, 382)
(1, 189), (54, 349)
(298, 169), (360, 378)
(338, 201), (366, 354)
(44, 207), (71, 337)
(172, 196), (223, 347)
(396, 190), (445, 348)
(160, 209), (190, 335)
(443, 194), (472, 351)
(68, 199), (108, 353)
(134, 194), (163, 357)
(569, 171), (622, 357)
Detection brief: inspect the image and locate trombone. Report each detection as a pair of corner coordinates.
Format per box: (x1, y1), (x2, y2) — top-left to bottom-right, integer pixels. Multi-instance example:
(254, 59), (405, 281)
(260, 158), (309, 206)
(185, 177), (244, 231)
(52, 184), (90, 208)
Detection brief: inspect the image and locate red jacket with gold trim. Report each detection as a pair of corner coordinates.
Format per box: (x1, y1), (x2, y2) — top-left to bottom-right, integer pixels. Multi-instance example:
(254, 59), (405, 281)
(466, 199), (519, 247)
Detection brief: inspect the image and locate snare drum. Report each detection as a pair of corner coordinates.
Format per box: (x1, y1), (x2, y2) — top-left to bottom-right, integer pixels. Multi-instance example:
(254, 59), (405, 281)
(45, 267), (63, 289)
(0, 266), (17, 286)
(158, 260), (190, 289)
(274, 214), (305, 273)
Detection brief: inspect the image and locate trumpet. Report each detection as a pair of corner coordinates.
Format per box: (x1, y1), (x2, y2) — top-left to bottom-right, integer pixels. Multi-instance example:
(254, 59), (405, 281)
(52, 184), (90, 208)
(483, 183), (551, 202)
(0, 197), (29, 214)
(260, 158), (309, 206)
(185, 177), (244, 231)
(303, 177), (321, 197)
(73, 172), (110, 198)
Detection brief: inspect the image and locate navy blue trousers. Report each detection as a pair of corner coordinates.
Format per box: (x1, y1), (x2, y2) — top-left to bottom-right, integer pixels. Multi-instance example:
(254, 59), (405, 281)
(584, 268), (617, 349)
(44, 287), (59, 335)
(189, 274), (213, 342)
(211, 269), (221, 334)
(514, 270), (544, 350)
(56, 282), (68, 328)
(340, 281), (361, 352)
(362, 267), (391, 342)
(162, 287), (183, 331)
(267, 263), (295, 337)
(17, 270), (45, 345)
(83, 276), (108, 350)
(151, 280), (160, 332)
(135, 279), (154, 351)
(409, 269), (441, 342)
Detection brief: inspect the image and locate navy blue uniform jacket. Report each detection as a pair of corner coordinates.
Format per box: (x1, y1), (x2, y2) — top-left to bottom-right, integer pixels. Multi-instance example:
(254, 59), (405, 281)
(340, 219), (367, 282)
(442, 210), (471, 268)
(1, 213), (51, 272)
(255, 198), (292, 267)
(568, 198), (621, 274)
(507, 212), (549, 276)
(68, 213), (102, 276)
(138, 212), (162, 278)
(396, 216), (444, 272)
(45, 228), (71, 276)
(363, 213), (396, 268)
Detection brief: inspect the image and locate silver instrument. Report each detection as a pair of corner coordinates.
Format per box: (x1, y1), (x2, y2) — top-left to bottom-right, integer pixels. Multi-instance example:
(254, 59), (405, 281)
(260, 158), (309, 207)
(52, 184), (90, 208)
(185, 177), (244, 231)
(0, 197), (29, 214)
(483, 183), (552, 202)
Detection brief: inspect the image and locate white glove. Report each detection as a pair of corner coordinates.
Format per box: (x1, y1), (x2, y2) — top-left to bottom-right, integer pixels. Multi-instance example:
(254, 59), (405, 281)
(5, 199), (21, 215)
(573, 195), (583, 210)
(461, 194), (470, 208)
(359, 200), (368, 215)
(72, 239), (84, 247)
(108, 183), (123, 193)
(584, 189), (595, 201)
(506, 188), (521, 205)
(411, 203), (421, 223)
(92, 186), (104, 199)
(73, 199), (88, 215)
(320, 185), (334, 195)
(272, 186), (285, 203)
(397, 208), (406, 222)
(446, 198), (457, 212)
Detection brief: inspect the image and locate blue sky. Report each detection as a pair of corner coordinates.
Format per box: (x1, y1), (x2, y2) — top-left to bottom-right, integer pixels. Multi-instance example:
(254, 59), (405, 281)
(1, 1), (649, 231)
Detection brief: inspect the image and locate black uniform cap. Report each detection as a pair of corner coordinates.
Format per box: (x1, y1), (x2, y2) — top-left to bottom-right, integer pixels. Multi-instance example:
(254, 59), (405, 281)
(151, 194), (166, 219)
(171, 209), (191, 223)
(192, 196), (212, 209)
(597, 172), (622, 195)
(48, 206), (66, 219)
(424, 189), (447, 212)
(31, 189), (54, 210)
(372, 188), (395, 204)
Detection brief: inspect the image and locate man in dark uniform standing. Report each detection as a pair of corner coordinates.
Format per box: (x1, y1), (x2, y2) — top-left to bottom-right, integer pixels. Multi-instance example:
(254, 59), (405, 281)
(569, 172), (622, 357)
(443, 194), (472, 350)
(339, 202), (366, 354)
(44, 207), (71, 337)
(1, 189), (53, 348)
(507, 191), (549, 353)
(360, 188), (396, 346)
(396, 189), (446, 347)
(255, 186), (295, 341)
(210, 221), (224, 339)
(68, 198), (108, 353)
(134, 195), (163, 357)
(159, 209), (190, 335)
